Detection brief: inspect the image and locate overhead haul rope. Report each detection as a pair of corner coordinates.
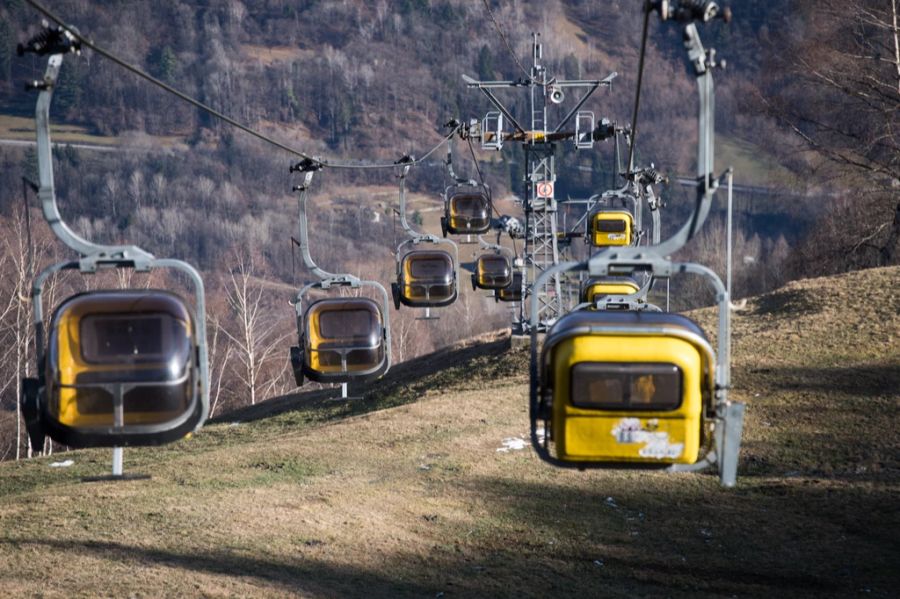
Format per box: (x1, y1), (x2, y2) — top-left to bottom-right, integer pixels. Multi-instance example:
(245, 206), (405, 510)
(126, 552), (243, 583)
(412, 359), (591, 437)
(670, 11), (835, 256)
(626, 8), (652, 174)
(22, 0), (455, 171)
(480, 0), (532, 81)
(466, 135), (519, 257)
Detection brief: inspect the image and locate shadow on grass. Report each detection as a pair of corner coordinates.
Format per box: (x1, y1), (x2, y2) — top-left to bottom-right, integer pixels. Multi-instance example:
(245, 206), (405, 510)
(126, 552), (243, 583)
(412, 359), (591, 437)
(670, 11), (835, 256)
(0, 538), (437, 598)
(751, 287), (824, 317)
(2, 473), (897, 598)
(753, 364), (900, 397)
(736, 363), (900, 482)
(217, 332), (524, 426)
(452, 475), (898, 598)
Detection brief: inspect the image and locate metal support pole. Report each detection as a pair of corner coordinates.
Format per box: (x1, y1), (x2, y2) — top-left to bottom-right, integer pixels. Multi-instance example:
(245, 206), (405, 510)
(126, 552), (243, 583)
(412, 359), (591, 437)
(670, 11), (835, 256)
(726, 168), (734, 301)
(112, 388), (124, 476)
(112, 448), (123, 476)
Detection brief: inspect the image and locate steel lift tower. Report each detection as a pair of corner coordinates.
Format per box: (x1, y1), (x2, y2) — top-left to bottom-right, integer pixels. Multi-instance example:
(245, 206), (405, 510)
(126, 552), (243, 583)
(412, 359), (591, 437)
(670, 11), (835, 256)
(463, 34), (616, 334)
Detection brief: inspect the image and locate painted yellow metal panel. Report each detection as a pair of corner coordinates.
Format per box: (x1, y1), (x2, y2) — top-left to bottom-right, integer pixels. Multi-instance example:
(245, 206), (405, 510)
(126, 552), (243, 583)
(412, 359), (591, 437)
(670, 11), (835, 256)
(551, 335), (703, 464)
(590, 210), (634, 247)
(306, 305), (336, 373)
(583, 279), (641, 303)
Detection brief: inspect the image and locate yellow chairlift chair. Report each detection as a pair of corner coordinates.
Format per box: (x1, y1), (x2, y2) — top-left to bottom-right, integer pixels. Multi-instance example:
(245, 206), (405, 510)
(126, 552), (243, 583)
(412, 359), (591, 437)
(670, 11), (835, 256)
(442, 185), (492, 236)
(473, 253), (512, 290)
(20, 29), (208, 450)
(395, 248), (458, 308)
(391, 161), (459, 314)
(40, 290), (204, 447)
(288, 161), (391, 388)
(495, 271), (523, 303)
(528, 8), (743, 486)
(581, 276), (642, 304)
(589, 210), (634, 247)
(537, 310), (713, 465)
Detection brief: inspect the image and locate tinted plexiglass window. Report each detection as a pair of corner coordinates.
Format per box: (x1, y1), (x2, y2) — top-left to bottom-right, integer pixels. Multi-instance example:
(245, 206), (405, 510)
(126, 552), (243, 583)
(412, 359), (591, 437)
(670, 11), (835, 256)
(595, 219), (628, 233)
(570, 363), (682, 411)
(408, 256), (453, 280)
(480, 256), (510, 277)
(451, 194), (489, 217)
(80, 314), (188, 365)
(316, 308), (380, 346)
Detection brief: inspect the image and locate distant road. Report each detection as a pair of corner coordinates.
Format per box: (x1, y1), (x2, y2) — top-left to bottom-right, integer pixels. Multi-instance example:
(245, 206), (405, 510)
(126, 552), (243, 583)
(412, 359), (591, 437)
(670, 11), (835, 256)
(0, 138), (118, 152)
(673, 176), (808, 197)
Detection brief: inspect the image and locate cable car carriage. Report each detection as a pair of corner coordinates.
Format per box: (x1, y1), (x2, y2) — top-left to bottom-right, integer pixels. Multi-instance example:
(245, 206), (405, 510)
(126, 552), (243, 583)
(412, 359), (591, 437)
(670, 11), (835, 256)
(495, 271), (523, 303)
(288, 161), (391, 387)
(473, 252), (512, 290)
(528, 10), (743, 486)
(441, 183), (492, 237)
(581, 276), (642, 304)
(19, 29), (209, 451)
(391, 161), (459, 312)
(589, 209), (635, 248)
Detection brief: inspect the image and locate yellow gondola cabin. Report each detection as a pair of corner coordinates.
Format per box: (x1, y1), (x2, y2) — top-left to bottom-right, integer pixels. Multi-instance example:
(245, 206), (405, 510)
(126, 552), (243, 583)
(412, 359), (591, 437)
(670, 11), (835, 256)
(300, 297), (387, 383)
(397, 249), (457, 307)
(42, 290), (203, 446)
(590, 210), (634, 247)
(538, 310), (714, 465)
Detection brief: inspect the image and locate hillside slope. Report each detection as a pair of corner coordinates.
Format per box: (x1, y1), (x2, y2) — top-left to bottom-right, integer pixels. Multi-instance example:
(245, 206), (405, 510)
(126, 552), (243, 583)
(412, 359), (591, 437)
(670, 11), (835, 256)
(0, 267), (897, 598)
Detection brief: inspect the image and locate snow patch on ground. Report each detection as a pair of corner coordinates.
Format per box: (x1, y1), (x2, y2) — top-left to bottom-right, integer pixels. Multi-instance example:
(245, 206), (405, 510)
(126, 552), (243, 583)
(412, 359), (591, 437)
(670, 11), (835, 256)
(497, 437), (527, 452)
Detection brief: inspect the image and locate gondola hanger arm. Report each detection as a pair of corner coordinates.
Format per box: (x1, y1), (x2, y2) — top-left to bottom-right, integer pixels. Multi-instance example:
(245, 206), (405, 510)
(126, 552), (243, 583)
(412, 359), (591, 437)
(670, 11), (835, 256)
(23, 27), (154, 270)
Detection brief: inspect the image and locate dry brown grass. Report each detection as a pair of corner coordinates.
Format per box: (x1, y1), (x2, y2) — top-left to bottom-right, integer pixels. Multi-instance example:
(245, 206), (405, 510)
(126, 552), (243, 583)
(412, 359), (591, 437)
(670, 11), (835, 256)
(240, 44), (315, 66)
(0, 268), (897, 598)
(0, 114), (119, 145)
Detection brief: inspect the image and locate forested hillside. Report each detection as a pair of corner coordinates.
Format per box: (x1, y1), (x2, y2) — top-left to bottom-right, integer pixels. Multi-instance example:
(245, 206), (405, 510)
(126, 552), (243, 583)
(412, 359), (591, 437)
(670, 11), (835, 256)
(0, 0), (896, 460)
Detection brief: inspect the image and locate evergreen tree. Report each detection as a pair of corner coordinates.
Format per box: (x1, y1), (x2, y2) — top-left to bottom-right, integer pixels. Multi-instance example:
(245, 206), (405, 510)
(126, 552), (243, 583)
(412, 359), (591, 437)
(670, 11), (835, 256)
(156, 46), (178, 84)
(53, 63), (83, 115)
(21, 145), (38, 184)
(0, 18), (12, 82)
(476, 45), (494, 81)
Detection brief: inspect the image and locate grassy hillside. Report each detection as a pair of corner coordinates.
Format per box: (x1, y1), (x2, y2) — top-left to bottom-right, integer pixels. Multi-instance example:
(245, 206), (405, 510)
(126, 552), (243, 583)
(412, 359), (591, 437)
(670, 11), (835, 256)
(0, 267), (897, 598)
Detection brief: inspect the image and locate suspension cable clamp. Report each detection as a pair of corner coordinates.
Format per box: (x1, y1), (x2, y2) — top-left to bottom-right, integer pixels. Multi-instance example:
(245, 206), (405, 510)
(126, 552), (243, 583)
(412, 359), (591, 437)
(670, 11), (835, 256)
(18, 22), (82, 57)
(395, 155), (414, 178)
(648, 1), (732, 24)
(25, 80), (50, 91)
(289, 158), (322, 173)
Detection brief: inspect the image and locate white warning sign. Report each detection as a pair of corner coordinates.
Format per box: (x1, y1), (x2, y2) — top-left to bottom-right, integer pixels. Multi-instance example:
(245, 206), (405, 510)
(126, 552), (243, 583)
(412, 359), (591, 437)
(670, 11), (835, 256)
(536, 181), (554, 199)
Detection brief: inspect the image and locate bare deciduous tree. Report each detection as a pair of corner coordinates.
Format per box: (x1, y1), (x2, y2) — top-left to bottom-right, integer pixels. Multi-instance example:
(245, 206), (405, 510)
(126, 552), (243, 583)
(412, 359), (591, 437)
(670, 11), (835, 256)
(762, 0), (900, 273)
(221, 251), (288, 406)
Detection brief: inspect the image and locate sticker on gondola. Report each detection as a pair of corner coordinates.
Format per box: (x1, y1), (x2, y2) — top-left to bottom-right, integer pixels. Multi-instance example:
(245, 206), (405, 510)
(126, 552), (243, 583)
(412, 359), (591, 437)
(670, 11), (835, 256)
(536, 181), (554, 198)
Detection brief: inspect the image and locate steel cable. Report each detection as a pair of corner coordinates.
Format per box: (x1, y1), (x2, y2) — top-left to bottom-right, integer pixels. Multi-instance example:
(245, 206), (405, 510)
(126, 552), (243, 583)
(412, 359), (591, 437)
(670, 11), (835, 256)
(480, 0), (532, 81)
(22, 0), (456, 172)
